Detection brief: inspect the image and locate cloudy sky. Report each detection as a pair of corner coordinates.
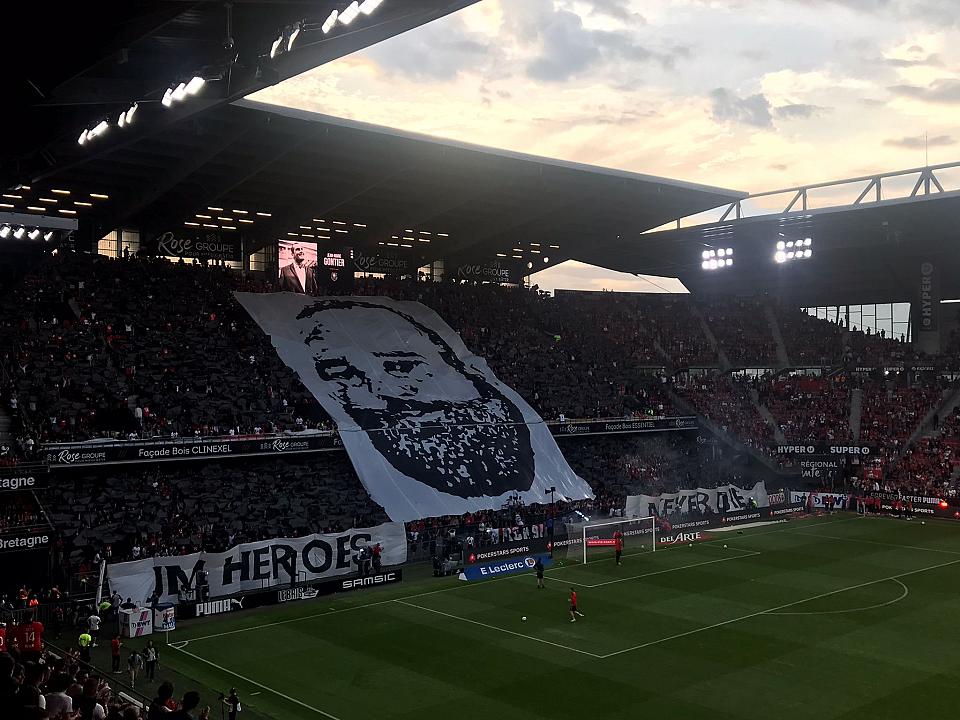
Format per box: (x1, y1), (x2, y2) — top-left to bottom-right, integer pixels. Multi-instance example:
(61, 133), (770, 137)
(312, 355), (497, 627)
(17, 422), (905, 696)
(252, 0), (960, 291)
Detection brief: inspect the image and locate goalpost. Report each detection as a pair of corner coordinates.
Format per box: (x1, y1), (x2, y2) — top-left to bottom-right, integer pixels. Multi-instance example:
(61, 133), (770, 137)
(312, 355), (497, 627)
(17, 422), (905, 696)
(581, 515), (658, 565)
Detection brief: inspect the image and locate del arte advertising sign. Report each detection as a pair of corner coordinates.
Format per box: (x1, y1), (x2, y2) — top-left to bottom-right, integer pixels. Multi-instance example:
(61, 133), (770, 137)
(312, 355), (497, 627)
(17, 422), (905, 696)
(148, 230), (242, 261)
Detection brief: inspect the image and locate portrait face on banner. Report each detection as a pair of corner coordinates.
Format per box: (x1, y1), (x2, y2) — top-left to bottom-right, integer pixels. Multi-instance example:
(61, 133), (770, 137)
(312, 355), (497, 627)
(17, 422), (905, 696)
(299, 299), (535, 498)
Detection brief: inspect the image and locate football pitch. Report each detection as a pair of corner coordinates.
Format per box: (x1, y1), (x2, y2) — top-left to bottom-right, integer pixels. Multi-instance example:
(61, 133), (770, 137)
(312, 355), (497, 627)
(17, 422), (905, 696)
(155, 515), (960, 720)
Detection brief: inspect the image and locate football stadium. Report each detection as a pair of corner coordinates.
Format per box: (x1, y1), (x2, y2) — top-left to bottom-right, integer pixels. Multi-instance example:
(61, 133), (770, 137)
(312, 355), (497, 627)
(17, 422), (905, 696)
(3, 1), (960, 719)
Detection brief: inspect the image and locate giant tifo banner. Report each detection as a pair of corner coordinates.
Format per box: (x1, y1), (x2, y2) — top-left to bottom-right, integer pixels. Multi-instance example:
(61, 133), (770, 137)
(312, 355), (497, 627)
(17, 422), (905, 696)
(108, 523), (406, 605)
(235, 293), (594, 521)
(624, 481), (769, 518)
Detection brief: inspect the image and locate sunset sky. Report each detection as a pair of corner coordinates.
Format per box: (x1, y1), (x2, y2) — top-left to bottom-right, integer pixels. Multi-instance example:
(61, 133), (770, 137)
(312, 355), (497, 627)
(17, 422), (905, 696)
(251, 0), (960, 292)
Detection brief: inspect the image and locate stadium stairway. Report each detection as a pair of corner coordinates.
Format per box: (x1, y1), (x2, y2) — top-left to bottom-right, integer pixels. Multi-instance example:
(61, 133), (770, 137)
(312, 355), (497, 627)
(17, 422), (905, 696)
(749, 388), (787, 445)
(0, 406), (12, 445)
(850, 387), (863, 440)
(667, 387), (787, 475)
(763, 304), (791, 368)
(896, 384), (960, 462)
(689, 303), (731, 371)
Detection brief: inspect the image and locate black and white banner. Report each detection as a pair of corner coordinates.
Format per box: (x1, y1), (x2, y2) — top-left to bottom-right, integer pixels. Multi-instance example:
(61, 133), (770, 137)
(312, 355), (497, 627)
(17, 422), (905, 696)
(235, 293), (593, 521)
(624, 482), (769, 518)
(107, 523), (406, 604)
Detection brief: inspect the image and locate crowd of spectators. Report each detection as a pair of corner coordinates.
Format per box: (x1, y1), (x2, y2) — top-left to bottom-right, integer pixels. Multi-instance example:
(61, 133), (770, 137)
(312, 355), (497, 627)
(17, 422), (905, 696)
(760, 375), (852, 443)
(776, 307), (843, 366)
(43, 455), (388, 565)
(699, 296), (778, 366)
(675, 374), (774, 451)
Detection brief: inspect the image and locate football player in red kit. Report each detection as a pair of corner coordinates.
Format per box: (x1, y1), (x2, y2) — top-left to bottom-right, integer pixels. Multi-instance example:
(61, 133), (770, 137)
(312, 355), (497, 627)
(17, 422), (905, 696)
(613, 530), (624, 566)
(569, 587), (585, 622)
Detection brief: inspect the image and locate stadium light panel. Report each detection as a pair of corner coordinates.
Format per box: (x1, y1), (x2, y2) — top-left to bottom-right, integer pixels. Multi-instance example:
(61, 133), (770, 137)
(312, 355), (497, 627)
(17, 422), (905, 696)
(527, 261), (533, 269)
(256, 212), (272, 217)
(359, 0), (384, 15)
(775, 251), (786, 263)
(126, 102), (138, 123)
(270, 34), (283, 58)
(51, 189), (70, 195)
(702, 250), (711, 260)
(543, 256), (549, 263)
(496, 253), (506, 257)
(43, 231), (53, 241)
(804, 238), (812, 246)
(339, 2), (361, 25)
(91, 120), (109, 138)
(804, 248), (812, 258)
(0, 226), (10, 238)
(162, 88), (174, 107)
(185, 76), (205, 95)
(90, 193), (109, 200)
(26, 206), (44, 212)
(13, 227), (25, 239)
(118, 111), (127, 128)
(171, 83), (187, 102)
(726, 258), (733, 266)
(27, 228), (40, 240)
(776, 240), (785, 250)
(322, 10), (339, 33)
(287, 25), (301, 52)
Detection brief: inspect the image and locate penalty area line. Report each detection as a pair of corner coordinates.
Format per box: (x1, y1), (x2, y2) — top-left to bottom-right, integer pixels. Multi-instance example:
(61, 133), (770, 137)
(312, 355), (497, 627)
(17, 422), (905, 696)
(599, 556), (960, 659)
(167, 643), (343, 720)
(394, 599), (605, 659)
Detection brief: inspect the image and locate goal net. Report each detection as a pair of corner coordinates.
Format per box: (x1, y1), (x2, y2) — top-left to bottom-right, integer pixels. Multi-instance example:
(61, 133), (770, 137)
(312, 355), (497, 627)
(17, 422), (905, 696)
(580, 516), (658, 565)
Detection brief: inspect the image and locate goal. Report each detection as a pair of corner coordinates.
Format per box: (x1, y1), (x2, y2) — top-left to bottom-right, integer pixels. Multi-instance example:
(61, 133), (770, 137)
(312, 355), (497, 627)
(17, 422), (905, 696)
(581, 516), (657, 565)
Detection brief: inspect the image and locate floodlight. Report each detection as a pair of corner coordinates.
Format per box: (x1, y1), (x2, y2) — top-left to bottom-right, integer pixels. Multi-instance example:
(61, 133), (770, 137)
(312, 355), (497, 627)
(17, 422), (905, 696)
(717, 248), (726, 257)
(803, 248), (812, 258)
(287, 25), (301, 52)
(43, 231), (53, 241)
(804, 238), (812, 247)
(27, 228), (40, 240)
(339, 2), (360, 25)
(162, 88), (174, 107)
(701, 260), (709, 270)
(91, 120), (109, 137)
(726, 248), (733, 255)
(78, 129), (89, 145)
(776, 240), (785, 250)
(725, 258), (733, 266)
(270, 34), (283, 58)
(775, 251), (786, 263)
(118, 111), (126, 128)
(0, 226), (10, 238)
(543, 256), (549, 263)
(126, 102), (138, 123)
(786, 240), (794, 248)
(702, 250), (710, 260)
(322, 10), (338, 33)
(185, 76), (205, 95)
(13, 227), (25, 239)
(527, 261), (533, 269)
(359, 0), (384, 14)
(171, 83), (187, 102)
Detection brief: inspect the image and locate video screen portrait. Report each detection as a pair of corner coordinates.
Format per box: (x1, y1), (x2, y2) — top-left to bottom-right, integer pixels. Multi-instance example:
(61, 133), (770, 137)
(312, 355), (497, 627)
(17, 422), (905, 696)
(278, 239), (318, 294)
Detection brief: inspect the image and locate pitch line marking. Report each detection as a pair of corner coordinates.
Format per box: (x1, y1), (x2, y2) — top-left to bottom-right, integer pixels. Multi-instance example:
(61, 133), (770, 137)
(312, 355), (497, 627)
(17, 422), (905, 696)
(167, 644), (344, 720)
(578, 550), (762, 589)
(600, 556), (960, 659)
(394, 599), (604, 659)
(783, 529), (960, 557)
(174, 515), (839, 644)
(768, 578), (909, 616)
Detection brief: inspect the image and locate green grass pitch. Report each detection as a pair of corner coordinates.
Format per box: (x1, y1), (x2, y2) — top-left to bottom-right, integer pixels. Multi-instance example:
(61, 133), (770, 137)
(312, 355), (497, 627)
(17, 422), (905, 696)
(140, 515), (960, 719)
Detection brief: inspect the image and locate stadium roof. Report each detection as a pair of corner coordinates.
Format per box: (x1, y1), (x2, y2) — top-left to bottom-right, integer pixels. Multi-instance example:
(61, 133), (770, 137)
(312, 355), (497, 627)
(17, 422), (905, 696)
(20, 99), (746, 272)
(4, 0), (478, 188)
(606, 165), (960, 306)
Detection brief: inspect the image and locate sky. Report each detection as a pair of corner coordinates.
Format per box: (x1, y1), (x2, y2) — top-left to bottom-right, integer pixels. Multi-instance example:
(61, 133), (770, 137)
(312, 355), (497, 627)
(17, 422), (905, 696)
(251, 0), (960, 292)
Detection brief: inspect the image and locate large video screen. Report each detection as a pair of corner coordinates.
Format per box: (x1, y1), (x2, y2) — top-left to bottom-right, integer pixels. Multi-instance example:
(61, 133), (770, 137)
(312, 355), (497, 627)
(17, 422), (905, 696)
(316, 248), (354, 290)
(278, 239), (318, 294)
